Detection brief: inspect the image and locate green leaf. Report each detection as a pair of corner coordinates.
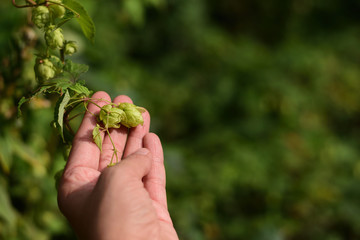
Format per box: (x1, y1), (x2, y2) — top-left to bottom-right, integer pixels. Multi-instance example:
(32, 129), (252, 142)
(51, 77), (72, 92)
(55, 11), (75, 28)
(38, 84), (54, 93)
(63, 0), (95, 43)
(54, 90), (71, 142)
(64, 59), (89, 80)
(69, 83), (92, 96)
(17, 97), (30, 117)
(92, 124), (102, 152)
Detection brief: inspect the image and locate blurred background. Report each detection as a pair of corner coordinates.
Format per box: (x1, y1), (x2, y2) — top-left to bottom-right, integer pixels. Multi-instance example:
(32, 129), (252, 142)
(1, 0), (360, 239)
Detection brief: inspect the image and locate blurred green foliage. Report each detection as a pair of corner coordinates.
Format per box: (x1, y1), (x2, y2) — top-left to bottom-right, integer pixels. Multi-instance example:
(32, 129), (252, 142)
(1, 0), (360, 239)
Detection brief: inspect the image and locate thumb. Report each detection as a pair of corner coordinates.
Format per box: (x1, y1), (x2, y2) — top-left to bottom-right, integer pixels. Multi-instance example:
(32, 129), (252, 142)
(117, 148), (152, 179)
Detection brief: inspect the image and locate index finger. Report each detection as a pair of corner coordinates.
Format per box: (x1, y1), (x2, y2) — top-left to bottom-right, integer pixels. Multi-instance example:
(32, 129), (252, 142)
(65, 91), (111, 171)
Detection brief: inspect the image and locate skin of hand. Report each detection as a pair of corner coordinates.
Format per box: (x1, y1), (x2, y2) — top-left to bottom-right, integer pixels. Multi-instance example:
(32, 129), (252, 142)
(57, 91), (179, 240)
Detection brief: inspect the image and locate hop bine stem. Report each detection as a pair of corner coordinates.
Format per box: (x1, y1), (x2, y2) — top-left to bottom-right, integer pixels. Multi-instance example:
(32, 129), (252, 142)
(106, 128), (119, 166)
(26, 0), (37, 5)
(12, 0), (34, 8)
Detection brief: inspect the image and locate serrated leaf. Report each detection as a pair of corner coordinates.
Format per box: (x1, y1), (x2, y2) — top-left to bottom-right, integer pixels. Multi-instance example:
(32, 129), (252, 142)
(92, 124), (102, 152)
(38, 85), (54, 93)
(69, 83), (91, 96)
(76, 79), (86, 85)
(54, 90), (71, 142)
(55, 11), (75, 28)
(64, 59), (89, 80)
(52, 77), (72, 92)
(63, 0), (95, 43)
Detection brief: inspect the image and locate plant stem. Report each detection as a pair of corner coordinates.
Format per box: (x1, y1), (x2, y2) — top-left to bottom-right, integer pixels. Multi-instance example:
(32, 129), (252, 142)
(67, 111), (86, 122)
(63, 101), (83, 136)
(67, 102), (83, 116)
(84, 101), (96, 117)
(26, 0), (36, 5)
(87, 100), (102, 109)
(60, 48), (65, 64)
(12, 0), (33, 8)
(64, 116), (75, 136)
(106, 128), (119, 166)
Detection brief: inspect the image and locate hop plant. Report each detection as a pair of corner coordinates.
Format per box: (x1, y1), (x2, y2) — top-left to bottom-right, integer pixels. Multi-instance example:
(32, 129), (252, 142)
(16, 0), (145, 168)
(45, 25), (64, 49)
(118, 102), (145, 128)
(93, 102), (146, 166)
(64, 41), (78, 55)
(32, 6), (50, 29)
(49, 0), (66, 19)
(35, 58), (55, 81)
(99, 104), (126, 129)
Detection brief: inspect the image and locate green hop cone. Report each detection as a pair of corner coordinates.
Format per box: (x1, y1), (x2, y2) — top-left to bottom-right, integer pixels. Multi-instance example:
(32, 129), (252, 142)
(118, 103), (144, 128)
(35, 58), (55, 81)
(32, 6), (50, 29)
(49, 0), (66, 19)
(99, 104), (126, 129)
(36, 0), (65, 18)
(64, 41), (78, 56)
(45, 25), (64, 49)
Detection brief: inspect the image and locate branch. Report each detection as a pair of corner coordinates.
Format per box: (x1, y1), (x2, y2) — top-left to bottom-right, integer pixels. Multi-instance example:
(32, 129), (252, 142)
(12, 0), (32, 8)
(26, 0), (36, 5)
(12, 0), (46, 8)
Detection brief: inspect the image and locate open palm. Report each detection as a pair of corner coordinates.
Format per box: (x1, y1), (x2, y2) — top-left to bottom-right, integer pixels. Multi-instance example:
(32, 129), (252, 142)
(57, 91), (178, 240)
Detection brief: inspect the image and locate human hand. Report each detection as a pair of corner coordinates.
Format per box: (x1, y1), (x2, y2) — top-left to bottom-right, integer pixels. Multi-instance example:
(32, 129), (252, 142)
(57, 91), (179, 240)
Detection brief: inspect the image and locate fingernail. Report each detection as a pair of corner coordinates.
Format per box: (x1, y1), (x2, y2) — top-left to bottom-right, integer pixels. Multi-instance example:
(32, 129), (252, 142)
(136, 148), (149, 155)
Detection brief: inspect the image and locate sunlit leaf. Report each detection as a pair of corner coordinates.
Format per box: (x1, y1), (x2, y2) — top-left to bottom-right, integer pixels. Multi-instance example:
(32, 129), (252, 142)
(63, 0), (95, 43)
(69, 83), (92, 96)
(52, 77), (72, 92)
(92, 124), (102, 152)
(54, 90), (71, 141)
(63, 59), (89, 81)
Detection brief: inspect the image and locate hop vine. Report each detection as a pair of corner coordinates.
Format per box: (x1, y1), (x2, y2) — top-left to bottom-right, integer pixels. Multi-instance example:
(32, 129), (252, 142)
(14, 0), (145, 167)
